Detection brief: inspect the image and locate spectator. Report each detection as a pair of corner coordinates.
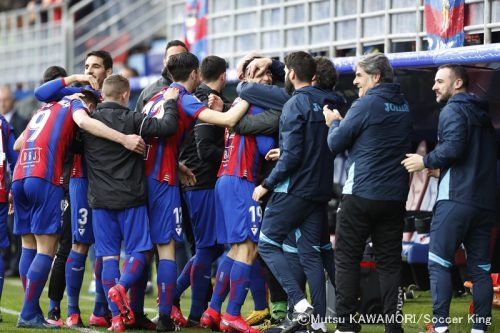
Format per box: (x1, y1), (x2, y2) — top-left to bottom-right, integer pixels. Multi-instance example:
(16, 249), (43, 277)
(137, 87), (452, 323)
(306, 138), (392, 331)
(0, 85), (29, 138)
(120, 66), (139, 110)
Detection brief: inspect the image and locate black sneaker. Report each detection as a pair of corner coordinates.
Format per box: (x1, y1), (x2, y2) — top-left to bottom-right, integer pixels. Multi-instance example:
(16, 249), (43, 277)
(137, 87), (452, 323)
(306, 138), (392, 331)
(186, 315), (201, 328)
(156, 314), (179, 332)
(281, 306), (314, 333)
(263, 316), (307, 333)
(46, 307), (64, 326)
(128, 312), (156, 330)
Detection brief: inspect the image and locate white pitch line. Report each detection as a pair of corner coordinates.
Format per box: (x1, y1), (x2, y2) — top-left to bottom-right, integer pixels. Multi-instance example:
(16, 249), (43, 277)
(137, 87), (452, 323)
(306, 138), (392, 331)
(0, 306), (20, 316)
(1, 306), (101, 333)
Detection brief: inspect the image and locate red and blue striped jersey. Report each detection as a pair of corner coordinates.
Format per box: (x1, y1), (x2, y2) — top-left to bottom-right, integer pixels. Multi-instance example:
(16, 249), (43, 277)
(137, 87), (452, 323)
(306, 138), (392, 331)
(13, 98), (88, 186)
(217, 100), (276, 184)
(0, 115), (18, 202)
(143, 82), (206, 185)
(71, 153), (87, 178)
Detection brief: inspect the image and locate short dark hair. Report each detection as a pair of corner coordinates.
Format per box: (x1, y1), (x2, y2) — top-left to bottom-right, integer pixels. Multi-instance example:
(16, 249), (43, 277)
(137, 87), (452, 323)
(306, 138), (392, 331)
(167, 52), (199, 82)
(284, 51), (316, 82)
(80, 89), (100, 107)
(357, 53), (394, 83)
(438, 64), (469, 88)
(314, 56), (337, 90)
(200, 56), (227, 82)
(86, 50), (113, 70)
(102, 74), (130, 100)
(42, 66), (67, 83)
(166, 40), (188, 53)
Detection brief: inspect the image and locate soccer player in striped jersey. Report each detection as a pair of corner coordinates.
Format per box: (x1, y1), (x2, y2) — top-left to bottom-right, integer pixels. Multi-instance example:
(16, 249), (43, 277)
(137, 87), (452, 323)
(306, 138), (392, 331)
(141, 52), (250, 332)
(12, 88), (143, 329)
(0, 113), (18, 323)
(35, 53), (147, 328)
(200, 59), (276, 333)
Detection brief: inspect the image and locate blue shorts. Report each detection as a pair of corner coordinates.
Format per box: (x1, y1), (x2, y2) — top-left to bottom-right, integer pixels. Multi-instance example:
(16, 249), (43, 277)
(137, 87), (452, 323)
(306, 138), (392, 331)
(92, 205), (153, 257)
(215, 176), (261, 244)
(69, 177), (94, 244)
(0, 203), (9, 248)
(147, 177), (183, 244)
(183, 189), (217, 248)
(12, 178), (64, 235)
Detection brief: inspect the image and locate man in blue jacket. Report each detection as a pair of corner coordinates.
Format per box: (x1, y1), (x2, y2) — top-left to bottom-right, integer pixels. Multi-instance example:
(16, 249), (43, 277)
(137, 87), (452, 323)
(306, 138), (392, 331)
(324, 53), (412, 333)
(253, 51), (335, 333)
(402, 64), (495, 333)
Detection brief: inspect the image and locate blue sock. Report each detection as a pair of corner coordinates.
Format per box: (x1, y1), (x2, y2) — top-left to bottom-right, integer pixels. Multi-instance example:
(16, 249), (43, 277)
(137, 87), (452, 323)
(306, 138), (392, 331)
(119, 253), (146, 290)
(226, 261), (251, 316)
(190, 247), (218, 319)
(19, 247), (36, 291)
(93, 256), (108, 317)
(130, 263), (149, 314)
(65, 250), (87, 316)
(157, 259), (176, 316)
(20, 253), (53, 320)
(250, 260), (268, 311)
(175, 255), (194, 302)
(102, 259), (120, 317)
(0, 253), (4, 302)
(209, 255), (234, 313)
(49, 299), (60, 312)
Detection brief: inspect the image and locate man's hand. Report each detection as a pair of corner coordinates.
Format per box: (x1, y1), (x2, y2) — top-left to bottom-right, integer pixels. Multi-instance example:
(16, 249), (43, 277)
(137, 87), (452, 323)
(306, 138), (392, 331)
(252, 185), (269, 203)
(427, 168), (440, 178)
(265, 148), (280, 161)
(163, 87), (180, 101)
(323, 105), (343, 128)
(8, 192), (13, 215)
(236, 52), (263, 80)
(67, 74), (99, 90)
(66, 92), (84, 101)
(247, 57), (272, 79)
(401, 154), (425, 172)
(122, 134), (146, 154)
(208, 94), (224, 111)
(179, 163), (196, 186)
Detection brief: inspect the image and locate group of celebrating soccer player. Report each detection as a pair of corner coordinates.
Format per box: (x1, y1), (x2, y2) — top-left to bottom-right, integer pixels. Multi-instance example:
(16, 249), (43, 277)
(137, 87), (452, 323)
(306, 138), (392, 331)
(0, 37), (495, 333)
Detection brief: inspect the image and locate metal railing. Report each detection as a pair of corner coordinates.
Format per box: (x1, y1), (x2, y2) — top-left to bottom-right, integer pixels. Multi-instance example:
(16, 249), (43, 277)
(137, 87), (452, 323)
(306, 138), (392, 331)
(0, 0), (168, 87)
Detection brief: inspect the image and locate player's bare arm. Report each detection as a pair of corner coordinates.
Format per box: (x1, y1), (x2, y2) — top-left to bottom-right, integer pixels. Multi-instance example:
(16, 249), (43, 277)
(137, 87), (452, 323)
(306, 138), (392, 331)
(64, 74), (100, 90)
(13, 129), (26, 151)
(197, 99), (249, 128)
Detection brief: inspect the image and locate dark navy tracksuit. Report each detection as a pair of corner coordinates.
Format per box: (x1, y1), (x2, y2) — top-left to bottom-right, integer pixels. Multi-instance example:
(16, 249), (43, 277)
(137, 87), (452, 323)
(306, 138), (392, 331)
(423, 93), (496, 331)
(239, 80), (343, 319)
(327, 83), (412, 333)
(258, 86), (336, 316)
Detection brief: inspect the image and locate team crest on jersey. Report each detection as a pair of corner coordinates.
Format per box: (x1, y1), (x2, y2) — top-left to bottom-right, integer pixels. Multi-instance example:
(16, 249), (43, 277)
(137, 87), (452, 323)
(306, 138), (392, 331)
(251, 224), (258, 236)
(175, 223), (182, 236)
(20, 148), (42, 166)
(143, 97), (165, 118)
